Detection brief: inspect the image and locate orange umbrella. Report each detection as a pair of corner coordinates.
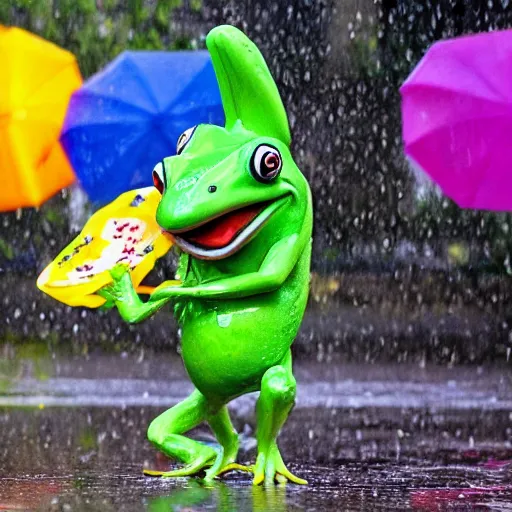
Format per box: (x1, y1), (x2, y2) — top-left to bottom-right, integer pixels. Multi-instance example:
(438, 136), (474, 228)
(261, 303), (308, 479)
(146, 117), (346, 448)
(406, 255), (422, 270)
(0, 26), (82, 212)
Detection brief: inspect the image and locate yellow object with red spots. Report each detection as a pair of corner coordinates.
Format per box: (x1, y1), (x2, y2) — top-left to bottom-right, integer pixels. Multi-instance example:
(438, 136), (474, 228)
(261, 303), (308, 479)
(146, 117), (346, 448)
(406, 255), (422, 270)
(37, 187), (175, 308)
(0, 26), (81, 211)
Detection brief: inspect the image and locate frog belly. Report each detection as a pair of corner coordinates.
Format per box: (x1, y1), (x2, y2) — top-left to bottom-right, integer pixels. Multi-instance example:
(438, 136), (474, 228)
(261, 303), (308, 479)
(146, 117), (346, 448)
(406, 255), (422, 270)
(180, 292), (306, 402)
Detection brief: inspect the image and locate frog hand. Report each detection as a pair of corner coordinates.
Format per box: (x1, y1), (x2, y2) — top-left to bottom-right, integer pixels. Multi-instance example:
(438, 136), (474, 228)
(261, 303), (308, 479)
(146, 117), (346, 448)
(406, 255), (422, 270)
(97, 264), (134, 305)
(98, 265), (172, 324)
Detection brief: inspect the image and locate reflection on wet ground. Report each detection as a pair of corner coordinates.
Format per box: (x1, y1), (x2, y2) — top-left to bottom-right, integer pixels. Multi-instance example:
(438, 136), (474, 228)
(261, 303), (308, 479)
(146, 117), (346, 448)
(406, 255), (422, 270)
(2, 463), (512, 511)
(0, 351), (511, 511)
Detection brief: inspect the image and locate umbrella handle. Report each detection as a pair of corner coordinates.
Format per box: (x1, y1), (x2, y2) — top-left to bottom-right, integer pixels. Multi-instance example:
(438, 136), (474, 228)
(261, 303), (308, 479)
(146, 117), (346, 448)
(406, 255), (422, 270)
(136, 281), (181, 295)
(136, 285), (156, 295)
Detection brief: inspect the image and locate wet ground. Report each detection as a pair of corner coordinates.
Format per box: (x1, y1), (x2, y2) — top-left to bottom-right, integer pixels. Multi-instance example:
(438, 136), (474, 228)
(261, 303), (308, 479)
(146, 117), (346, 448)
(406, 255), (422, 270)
(0, 350), (511, 511)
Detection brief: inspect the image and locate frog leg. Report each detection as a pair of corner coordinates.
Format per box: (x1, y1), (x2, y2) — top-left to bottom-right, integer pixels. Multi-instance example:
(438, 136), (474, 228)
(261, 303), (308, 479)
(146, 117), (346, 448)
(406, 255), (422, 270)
(252, 350), (307, 486)
(144, 389), (218, 477)
(203, 405), (244, 481)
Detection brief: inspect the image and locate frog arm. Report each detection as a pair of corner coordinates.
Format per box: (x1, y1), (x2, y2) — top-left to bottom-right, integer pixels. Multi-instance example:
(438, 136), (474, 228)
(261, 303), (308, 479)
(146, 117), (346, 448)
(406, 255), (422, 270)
(97, 268), (171, 324)
(150, 232), (308, 301)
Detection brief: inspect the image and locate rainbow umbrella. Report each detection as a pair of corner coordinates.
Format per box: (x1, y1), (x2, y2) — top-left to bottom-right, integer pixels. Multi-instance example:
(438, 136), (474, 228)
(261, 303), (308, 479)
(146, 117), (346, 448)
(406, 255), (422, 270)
(401, 29), (512, 211)
(0, 26), (81, 212)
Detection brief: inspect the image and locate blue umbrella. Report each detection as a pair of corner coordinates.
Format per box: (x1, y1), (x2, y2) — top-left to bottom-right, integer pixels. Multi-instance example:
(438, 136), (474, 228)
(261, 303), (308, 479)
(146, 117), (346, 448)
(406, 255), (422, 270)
(61, 50), (224, 204)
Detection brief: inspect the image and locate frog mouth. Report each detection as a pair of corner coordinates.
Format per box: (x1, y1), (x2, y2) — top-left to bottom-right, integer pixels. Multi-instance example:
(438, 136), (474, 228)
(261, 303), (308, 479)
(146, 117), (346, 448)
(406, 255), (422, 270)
(170, 196), (287, 260)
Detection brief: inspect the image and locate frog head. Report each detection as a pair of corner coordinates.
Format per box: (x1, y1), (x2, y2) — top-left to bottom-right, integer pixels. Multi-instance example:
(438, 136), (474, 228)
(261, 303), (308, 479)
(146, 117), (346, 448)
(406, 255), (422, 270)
(153, 25), (308, 260)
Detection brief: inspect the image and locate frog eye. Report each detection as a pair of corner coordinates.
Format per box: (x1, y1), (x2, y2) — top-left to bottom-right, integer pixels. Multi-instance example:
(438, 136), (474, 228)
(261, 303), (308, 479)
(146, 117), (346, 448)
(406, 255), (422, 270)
(250, 144), (282, 183)
(176, 126), (197, 155)
(152, 161), (166, 194)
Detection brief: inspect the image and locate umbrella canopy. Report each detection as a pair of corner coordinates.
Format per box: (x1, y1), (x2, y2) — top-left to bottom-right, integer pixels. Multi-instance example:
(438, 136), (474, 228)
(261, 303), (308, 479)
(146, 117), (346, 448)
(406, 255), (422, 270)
(0, 26), (81, 212)
(400, 29), (512, 211)
(37, 186), (174, 308)
(61, 50), (225, 205)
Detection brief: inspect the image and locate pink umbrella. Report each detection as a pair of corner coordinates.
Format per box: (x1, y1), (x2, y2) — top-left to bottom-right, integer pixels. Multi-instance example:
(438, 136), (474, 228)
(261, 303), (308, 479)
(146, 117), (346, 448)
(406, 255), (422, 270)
(400, 29), (512, 212)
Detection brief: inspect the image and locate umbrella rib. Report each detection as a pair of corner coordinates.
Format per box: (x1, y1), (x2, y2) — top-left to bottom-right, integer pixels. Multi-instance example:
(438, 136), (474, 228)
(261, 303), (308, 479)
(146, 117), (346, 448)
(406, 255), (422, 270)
(405, 111), (512, 146)
(3, 60), (78, 114)
(61, 124), (151, 163)
(124, 55), (161, 114)
(128, 129), (169, 187)
(76, 90), (154, 117)
(164, 60), (212, 114)
(401, 83), (511, 107)
(155, 125), (178, 150)
(406, 112), (512, 208)
(450, 51), (510, 103)
(61, 120), (147, 134)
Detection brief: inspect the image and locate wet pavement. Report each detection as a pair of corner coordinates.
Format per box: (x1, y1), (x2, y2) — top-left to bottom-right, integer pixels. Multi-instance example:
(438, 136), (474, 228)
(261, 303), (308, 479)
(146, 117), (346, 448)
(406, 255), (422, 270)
(0, 350), (511, 511)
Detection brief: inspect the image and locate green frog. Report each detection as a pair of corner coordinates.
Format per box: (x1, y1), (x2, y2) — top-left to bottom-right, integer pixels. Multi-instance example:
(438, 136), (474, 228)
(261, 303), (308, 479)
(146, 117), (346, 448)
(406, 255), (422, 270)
(99, 25), (313, 485)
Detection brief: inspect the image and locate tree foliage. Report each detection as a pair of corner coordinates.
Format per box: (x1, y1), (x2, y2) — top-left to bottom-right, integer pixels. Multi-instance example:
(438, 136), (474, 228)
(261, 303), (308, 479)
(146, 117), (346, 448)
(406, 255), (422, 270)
(0, 0), (198, 77)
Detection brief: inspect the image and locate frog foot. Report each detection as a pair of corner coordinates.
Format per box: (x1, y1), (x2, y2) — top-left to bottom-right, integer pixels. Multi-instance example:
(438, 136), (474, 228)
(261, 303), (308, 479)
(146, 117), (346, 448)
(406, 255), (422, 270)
(216, 462), (254, 477)
(143, 446), (217, 478)
(252, 444), (307, 486)
(202, 443), (245, 482)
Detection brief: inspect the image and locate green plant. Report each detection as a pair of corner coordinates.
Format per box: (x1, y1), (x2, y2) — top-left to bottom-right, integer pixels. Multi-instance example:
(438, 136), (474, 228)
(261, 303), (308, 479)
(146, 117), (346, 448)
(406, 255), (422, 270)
(1, 0), (201, 77)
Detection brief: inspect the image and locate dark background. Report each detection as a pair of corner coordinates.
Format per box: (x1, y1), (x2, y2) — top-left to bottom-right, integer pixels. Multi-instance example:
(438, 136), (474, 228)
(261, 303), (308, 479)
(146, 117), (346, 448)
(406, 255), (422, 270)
(1, 0), (512, 364)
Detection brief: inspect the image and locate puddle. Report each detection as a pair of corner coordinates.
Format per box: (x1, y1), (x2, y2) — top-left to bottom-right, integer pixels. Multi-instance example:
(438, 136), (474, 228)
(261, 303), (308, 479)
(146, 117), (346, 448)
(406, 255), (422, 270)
(0, 352), (511, 510)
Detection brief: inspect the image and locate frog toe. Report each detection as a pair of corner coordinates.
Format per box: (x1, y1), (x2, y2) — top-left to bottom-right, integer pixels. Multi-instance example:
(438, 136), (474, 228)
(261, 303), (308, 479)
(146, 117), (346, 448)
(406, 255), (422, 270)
(252, 447), (307, 486)
(216, 463), (254, 477)
(143, 450), (217, 478)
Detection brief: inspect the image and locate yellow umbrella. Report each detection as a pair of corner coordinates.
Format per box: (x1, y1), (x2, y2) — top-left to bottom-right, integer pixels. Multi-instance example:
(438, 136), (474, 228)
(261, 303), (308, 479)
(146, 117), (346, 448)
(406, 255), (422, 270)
(37, 187), (176, 308)
(0, 26), (82, 212)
